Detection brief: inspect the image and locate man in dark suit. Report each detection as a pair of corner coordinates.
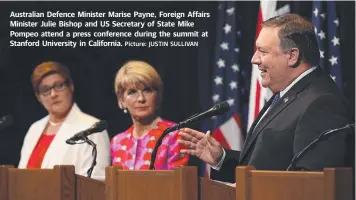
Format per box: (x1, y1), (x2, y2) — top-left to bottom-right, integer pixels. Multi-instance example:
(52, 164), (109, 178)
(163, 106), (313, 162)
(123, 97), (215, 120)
(178, 13), (354, 183)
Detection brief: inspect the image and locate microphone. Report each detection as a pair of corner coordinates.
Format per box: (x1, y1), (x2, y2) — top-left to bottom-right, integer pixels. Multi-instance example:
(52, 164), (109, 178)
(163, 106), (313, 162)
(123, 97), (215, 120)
(286, 123), (354, 171)
(164, 101), (230, 133)
(149, 101), (231, 170)
(66, 120), (108, 145)
(0, 114), (13, 130)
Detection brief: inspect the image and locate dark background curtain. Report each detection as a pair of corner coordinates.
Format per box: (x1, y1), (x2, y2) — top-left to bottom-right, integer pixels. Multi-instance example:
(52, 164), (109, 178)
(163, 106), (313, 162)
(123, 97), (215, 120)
(0, 1), (354, 172)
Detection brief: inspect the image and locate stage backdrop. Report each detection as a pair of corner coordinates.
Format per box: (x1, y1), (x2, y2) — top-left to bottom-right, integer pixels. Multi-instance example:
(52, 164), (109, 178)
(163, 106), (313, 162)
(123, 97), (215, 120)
(0, 1), (354, 172)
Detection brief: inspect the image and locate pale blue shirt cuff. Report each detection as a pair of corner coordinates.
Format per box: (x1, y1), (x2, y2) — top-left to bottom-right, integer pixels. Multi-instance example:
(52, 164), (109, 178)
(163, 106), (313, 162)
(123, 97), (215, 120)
(210, 148), (226, 171)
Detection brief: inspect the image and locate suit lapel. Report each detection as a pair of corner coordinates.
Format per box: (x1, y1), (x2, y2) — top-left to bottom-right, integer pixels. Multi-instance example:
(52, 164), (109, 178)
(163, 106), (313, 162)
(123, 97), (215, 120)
(240, 93), (275, 155)
(41, 123), (71, 167)
(41, 104), (79, 168)
(19, 118), (48, 168)
(239, 67), (320, 163)
(241, 94), (296, 160)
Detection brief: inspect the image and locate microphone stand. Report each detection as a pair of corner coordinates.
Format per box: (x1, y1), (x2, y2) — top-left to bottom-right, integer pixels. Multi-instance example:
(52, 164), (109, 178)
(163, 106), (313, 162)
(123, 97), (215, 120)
(81, 136), (98, 178)
(286, 124), (353, 171)
(149, 128), (171, 170)
(149, 113), (202, 170)
(149, 103), (230, 170)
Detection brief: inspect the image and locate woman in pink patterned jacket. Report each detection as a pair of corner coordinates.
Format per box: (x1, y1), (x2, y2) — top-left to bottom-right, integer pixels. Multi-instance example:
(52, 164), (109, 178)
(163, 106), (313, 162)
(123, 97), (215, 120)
(111, 60), (189, 170)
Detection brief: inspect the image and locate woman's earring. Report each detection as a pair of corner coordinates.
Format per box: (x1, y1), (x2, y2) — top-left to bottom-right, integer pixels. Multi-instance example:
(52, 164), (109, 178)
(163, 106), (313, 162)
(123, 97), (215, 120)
(119, 103), (128, 114)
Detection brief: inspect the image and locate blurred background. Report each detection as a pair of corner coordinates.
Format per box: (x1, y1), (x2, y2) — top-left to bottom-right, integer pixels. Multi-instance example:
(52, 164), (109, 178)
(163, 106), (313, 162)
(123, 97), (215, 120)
(0, 1), (354, 175)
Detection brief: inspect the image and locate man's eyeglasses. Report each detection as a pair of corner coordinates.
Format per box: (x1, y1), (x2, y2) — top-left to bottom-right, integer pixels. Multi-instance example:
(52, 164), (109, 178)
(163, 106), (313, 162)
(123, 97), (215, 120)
(37, 80), (70, 96)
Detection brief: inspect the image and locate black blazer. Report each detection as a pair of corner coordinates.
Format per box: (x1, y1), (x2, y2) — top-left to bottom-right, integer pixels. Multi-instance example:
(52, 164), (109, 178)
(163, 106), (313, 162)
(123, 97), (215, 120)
(212, 67), (354, 183)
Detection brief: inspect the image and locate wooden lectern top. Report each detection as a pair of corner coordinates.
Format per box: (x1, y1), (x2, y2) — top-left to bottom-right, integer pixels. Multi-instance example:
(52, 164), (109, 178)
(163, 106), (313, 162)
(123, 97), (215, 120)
(105, 166), (198, 200)
(200, 166), (352, 200)
(236, 166), (353, 200)
(0, 165), (107, 200)
(0, 165), (76, 200)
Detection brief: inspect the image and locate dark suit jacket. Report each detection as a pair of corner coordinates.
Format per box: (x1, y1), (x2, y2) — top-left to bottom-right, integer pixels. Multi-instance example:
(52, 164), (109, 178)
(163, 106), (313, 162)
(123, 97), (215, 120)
(212, 67), (354, 183)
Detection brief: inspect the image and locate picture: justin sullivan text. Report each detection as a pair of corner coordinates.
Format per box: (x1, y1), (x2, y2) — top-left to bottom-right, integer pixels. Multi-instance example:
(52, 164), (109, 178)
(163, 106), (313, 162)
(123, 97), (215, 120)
(128, 41), (199, 47)
(9, 40), (199, 48)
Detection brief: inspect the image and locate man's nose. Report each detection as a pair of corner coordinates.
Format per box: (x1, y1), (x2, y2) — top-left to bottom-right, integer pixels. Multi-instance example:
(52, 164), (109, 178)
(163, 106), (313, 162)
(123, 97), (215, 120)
(251, 51), (260, 65)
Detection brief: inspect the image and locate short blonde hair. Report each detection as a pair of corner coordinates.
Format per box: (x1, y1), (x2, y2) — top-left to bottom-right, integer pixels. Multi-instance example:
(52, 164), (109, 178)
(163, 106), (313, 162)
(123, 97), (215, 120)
(31, 61), (72, 92)
(114, 60), (163, 101)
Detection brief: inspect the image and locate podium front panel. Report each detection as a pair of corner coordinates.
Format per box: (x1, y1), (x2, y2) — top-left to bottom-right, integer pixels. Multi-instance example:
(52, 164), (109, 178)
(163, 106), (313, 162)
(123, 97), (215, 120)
(117, 171), (175, 200)
(200, 178), (235, 200)
(105, 166), (198, 200)
(249, 171), (324, 200)
(7, 166), (75, 200)
(76, 175), (105, 200)
(236, 166), (353, 200)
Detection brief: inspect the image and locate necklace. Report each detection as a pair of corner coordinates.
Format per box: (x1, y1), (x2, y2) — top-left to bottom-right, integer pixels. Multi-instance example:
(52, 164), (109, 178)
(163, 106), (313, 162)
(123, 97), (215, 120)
(49, 120), (63, 126)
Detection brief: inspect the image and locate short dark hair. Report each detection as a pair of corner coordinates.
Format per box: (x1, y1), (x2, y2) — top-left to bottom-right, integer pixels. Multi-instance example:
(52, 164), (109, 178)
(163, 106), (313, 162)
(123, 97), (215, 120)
(31, 61), (73, 92)
(262, 13), (320, 66)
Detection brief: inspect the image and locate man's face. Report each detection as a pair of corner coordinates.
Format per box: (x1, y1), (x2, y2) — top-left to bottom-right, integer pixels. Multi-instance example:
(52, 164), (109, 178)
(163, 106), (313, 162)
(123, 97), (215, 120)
(251, 27), (293, 93)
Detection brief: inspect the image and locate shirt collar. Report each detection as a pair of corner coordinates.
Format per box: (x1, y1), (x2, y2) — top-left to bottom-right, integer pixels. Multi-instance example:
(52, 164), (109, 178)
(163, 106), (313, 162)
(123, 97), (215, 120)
(280, 67), (317, 98)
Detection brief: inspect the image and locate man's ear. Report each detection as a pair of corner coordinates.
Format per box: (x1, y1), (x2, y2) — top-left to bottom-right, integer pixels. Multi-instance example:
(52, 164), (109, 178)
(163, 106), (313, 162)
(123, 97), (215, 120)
(288, 48), (301, 68)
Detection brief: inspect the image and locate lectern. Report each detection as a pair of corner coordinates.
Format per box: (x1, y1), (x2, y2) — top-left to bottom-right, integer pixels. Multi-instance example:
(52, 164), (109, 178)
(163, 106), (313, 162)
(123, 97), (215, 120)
(76, 173), (105, 200)
(200, 166), (353, 200)
(105, 166), (198, 200)
(0, 165), (106, 200)
(236, 166), (353, 200)
(200, 177), (235, 200)
(0, 165), (76, 200)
